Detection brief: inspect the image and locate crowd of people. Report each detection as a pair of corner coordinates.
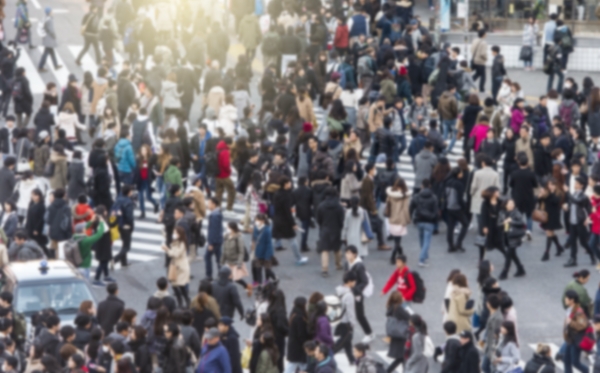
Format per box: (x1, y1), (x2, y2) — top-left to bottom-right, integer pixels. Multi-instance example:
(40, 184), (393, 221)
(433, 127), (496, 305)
(0, 0), (600, 371)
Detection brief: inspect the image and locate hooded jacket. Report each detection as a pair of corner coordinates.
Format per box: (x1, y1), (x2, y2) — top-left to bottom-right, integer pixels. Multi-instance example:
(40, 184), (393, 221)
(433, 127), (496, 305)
(437, 91), (458, 120)
(410, 188), (439, 223)
(414, 149), (437, 190)
(335, 285), (357, 326)
(211, 267), (244, 319)
(114, 138), (136, 173)
(49, 151), (68, 190)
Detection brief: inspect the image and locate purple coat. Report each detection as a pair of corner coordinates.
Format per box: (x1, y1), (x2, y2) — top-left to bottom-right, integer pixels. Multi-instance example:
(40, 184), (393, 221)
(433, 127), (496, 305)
(510, 108), (525, 134)
(314, 316), (333, 347)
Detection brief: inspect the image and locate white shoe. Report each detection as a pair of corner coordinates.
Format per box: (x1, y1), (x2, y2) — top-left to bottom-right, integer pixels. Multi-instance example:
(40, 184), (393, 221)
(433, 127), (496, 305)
(296, 257), (309, 265)
(418, 262), (429, 267)
(361, 334), (374, 343)
(526, 231), (532, 241)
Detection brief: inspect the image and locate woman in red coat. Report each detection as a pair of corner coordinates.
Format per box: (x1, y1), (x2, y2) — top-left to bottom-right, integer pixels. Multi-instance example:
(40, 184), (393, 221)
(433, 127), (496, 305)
(334, 17), (349, 56)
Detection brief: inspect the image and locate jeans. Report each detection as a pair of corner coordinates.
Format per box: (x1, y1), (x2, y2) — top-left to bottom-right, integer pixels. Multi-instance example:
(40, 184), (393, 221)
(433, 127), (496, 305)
(76, 36), (102, 63)
(395, 134), (407, 161)
(523, 59), (533, 67)
(95, 260), (109, 281)
(205, 243), (222, 279)
(119, 171), (133, 187)
(589, 233), (600, 260)
(547, 70), (564, 93)
(114, 227), (132, 266)
(564, 343), (589, 373)
(157, 176), (166, 209)
(283, 362), (306, 373)
(300, 219), (310, 249)
(442, 119), (457, 154)
(38, 47), (59, 69)
(138, 179), (158, 214)
(472, 64), (486, 92)
(492, 76), (503, 102)
(417, 222), (435, 263)
(274, 237), (302, 261)
(79, 267), (90, 279)
(481, 355), (492, 373)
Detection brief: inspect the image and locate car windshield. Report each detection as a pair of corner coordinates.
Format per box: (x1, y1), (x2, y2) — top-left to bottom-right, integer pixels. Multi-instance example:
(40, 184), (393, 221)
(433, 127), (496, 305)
(15, 281), (94, 316)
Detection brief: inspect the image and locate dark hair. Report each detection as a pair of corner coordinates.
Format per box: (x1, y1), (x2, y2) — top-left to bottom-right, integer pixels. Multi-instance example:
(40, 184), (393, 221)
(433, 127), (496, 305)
(565, 289), (580, 304)
(349, 196), (360, 217)
(501, 320), (518, 346)
(574, 269), (591, 280)
(107, 282), (118, 295)
(487, 294), (501, 309)
(491, 45), (500, 53)
(443, 321), (457, 335)
(346, 245), (358, 256)
(477, 260), (492, 287)
(410, 314), (427, 335)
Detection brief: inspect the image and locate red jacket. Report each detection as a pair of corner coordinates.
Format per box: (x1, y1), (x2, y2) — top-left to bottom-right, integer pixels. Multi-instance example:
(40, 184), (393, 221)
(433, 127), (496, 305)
(382, 266), (415, 301)
(216, 140), (231, 179)
(334, 25), (349, 49)
(590, 196), (600, 234)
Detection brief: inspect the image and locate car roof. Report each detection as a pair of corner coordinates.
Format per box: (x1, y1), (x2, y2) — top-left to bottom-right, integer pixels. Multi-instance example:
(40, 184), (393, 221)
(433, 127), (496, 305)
(7, 260), (86, 284)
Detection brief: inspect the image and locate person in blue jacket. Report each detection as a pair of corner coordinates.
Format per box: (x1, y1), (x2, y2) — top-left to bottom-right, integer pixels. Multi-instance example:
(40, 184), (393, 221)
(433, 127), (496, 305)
(252, 213), (276, 285)
(196, 328), (231, 373)
(206, 197), (223, 280)
(113, 128), (136, 187)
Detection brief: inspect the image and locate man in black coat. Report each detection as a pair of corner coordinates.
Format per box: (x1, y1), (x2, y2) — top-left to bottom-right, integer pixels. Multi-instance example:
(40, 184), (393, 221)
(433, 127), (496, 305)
(439, 321), (461, 373)
(236, 150), (259, 195)
(509, 152), (538, 240)
(96, 283), (125, 336)
(457, 330), (480, 373)
(533, 133), (553, 181)
(47, 188), (72, 258)
(117, 70), (136, 122)
(12, 67), (33, 128)
(292, 176), (313, 252)
(316, 187), (345, 277)
(218, 317), (242, 373)
(211, 267), (244, 319)
(0, 157), (16, 205)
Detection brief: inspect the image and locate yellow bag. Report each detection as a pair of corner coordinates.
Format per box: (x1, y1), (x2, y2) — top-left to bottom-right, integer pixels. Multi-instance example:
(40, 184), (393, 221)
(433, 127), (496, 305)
(109, 216), (120, 241)
(241, 346), (251, 369)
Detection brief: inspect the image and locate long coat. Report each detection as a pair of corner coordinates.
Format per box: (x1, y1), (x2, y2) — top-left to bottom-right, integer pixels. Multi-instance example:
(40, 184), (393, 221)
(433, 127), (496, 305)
(405, 332), (429, 373)
(540, 191), (563, 231)
(386, 304), (410, 359)
(316, 196), (345, 252)
(238, 14), (261, 51)
(67, 160), (86, 201)
(509, 167), (538, 215)
(469, 167), (501, 214)
(287, 307), (310, 363)
(166, 240), (190, 286)
(341, 207), (370, 257)
(447, 286), (475, 334)
(272, 189), (296, 239)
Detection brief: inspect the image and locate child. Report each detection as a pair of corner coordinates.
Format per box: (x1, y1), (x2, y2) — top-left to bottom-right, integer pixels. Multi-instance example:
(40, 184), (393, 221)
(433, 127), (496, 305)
(490, 45), (506, 102)
(73, 194), (95, 233)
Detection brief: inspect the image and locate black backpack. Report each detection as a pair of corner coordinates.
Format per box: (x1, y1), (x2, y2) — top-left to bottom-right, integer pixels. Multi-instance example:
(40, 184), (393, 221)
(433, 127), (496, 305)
(204, 151), (220, 178)
(410, 271), (427, 303)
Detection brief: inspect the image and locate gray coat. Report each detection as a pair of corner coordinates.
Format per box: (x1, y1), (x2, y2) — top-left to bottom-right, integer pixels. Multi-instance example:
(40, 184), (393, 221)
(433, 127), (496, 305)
(42, 16), (58, 48)
(470, 166), (501, 214)
(341, 207), (370, 257)
(0, 167), (16, 205)
(67, 160), (86, 201)
(494, 339), (520, 373)
(414, 149), (437, 189)
(405, 332), (428, 373)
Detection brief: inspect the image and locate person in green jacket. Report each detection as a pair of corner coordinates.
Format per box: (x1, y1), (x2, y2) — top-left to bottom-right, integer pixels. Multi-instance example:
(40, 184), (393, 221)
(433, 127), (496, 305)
(75, 215), (106, 280)
(379, 71), (397, 106)
(163, 158), (183, 199)
(563, 270), (592, 316)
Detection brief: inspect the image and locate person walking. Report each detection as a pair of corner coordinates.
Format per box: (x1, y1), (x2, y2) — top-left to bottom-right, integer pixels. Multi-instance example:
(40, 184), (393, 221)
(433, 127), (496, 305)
(334, 272), (357, 365)
(14, 0), (34, 48)
(521, 17), (538, 71)
(112, 185), (135, 267)
(510, 152), (538, 240)
(75, 6), (102, 65)
(479, 186), (506, 262)
(161, 226), (190, 308)
(38, 8), (62, 72)
(539, 178), (565, 261)
(384, 291), (410, 373)
(211, 266), (244, 320)
(220, 222), (251, 296)
(564, 176), (595, 267)
(12, 67), (33, 129)
(499, 198), (527, 279)
(345, 246), (375, 343)
(285, 297), (310, 373)
(562, 290), (590, 373)
(405, 314), (429, 373)
(409, 179), (438, 267)
(447, 273), (475, 334)
(493, 321), (521, 373)
(252, 213), (276, 284)
(444, 167), (469, 253)
(272, 177), (308, 265)
(385, 178), (411, 261)
(215, 140), (236, 211)
(341, 196), (372, 259)
(316, 187), (345, 277)
(471, 29), (488, 93)
(206, 197), (223, 280)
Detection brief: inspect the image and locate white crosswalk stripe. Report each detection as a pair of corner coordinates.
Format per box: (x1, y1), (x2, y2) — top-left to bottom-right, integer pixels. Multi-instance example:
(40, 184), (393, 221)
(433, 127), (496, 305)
(19, 49), (46, 94)
(38, 46), (69, 89)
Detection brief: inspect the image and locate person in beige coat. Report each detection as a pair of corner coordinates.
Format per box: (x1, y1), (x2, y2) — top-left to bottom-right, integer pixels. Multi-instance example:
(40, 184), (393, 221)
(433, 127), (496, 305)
(471, 29), (488, 93)
(220, 222), (251, 296)
(385, 179), (411, 262)
(162, 226), (190, 308)
(48, 144), (69, 191)
(446, 273), (475, 334)
(296, 88), (316, 126)
(469, 154), (501, 216)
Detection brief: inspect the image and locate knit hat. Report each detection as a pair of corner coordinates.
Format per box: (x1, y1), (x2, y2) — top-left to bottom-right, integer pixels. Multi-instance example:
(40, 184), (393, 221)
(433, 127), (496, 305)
(302, 122), (313, 133)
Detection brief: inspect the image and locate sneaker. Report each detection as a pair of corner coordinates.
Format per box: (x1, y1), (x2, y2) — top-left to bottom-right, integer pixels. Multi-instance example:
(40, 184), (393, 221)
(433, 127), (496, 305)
(526, 231), (532, 241)
(296, 257), (309, 265)
(92, 280), (105, 287)
(275, 246), (286, 252)
(103, 276), (116, 283)
(418, 262), (428, 267)
(361, 334), (374, 343)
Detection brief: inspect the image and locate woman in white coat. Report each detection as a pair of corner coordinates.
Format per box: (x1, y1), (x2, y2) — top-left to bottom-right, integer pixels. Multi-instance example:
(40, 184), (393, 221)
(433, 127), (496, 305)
(56, 102), (86, 146)
(341, 196), (372, 257)
(161, 72), (182, 118)
(15, 171), (45, 220)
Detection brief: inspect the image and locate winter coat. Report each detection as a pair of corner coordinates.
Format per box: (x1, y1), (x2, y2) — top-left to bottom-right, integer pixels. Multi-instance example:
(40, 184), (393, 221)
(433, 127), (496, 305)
(316, 196), (345, 252)
(197, 343), (231, 373)
(67, 160), (86, 201)
(470, 37), (488, 65)
(41, 16), (58, 48)
(93, 220), (113, 262)
(341, 207), (371, 256)
(212, 266), (244, 318)
(207, 209), (223, 245)
(12, 75), (33, 115)
(540, 191), (563, 231)
(166, 240), (190, 286)
(509, 167), (538, 215)
(314, 315), (333, 347)
(588, 108), (600, 138)
(524, 353), (555, 373)
(220, 233), (245, 267)
(296, 96), (317, 126)
(335, 285), (357, 326)
(238, 14), (262, 50)
(75, 221), (105, 268)
(414, 149), (437, 189)
(0, 167), (16, 205)
(287, 306), (310, 363)
(97, 294), (125, 336)
(49, 151), (69, 190)
(91, 166), (113, 210)
(8, 240), (45, 261)
(382, 266), (416, 301)
(220, 327), (242, 373)
(272, 189), (296, 239)
(56, 112), (85, 141)
(409, 188), (439, 224)
(15, 177), (42, 212)
(447, 286), (475, 334)
(494, 338), (521, 373)
(161, 80), (182, 110)
(292, 185), (312, 221)
(458, 341), (480, 373)
(470, 167), (501, 214)
(47, 198), (72, 241)
(340, 172), (361, 201)
(216, 141), (232, 179)
(114, 139), (136, 173)
(405, 332), (428, 373)
(386, 188), (411, 226)
(25, 200), (45, 241)
(469, 123), (489, 152)
(386, 304), (410, 359)
(253, 223), (274, 260)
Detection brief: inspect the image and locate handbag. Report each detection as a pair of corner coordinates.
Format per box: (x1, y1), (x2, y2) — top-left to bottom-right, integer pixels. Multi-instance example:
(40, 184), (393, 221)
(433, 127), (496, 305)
(578, 325), (596, 352)
(15, 141), (31, 173)
(385, 316), (408, 339)
(532, 209), (548, 224)
(474, 234), (486, 247)
(167, 263), (177, 282)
